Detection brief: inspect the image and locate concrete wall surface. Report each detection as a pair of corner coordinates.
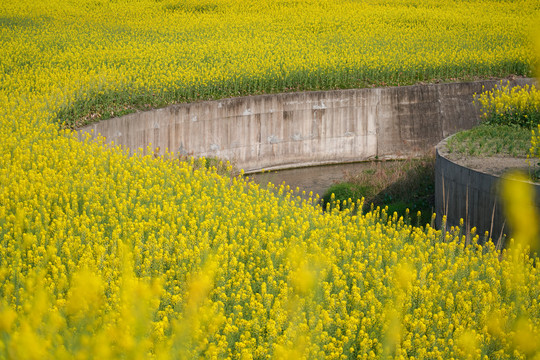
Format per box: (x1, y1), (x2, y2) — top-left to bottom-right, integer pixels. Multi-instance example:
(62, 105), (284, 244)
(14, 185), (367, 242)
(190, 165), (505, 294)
(78, 78), (536, 173)
(435, 138), (540, 245)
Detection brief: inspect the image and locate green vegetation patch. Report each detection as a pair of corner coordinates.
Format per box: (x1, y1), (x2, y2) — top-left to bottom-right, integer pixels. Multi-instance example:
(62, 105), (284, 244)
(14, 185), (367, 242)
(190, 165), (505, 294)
(320, 182), (376, 212)
(445, 124), (531, 158)
(322, 156), (435, 226)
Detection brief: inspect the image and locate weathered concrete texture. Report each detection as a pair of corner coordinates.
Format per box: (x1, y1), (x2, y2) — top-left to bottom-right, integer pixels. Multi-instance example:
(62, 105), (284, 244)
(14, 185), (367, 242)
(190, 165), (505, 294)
(435, 138), (540, 245)
(78, 78), (536, 173)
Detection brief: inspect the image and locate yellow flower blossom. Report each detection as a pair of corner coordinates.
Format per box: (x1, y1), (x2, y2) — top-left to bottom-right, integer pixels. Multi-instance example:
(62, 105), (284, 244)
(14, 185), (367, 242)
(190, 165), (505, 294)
(0, 0), (539, 358)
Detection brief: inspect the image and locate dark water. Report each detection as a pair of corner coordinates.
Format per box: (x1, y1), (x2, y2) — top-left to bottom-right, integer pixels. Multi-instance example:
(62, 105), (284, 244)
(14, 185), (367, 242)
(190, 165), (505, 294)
(246, 162), (378, 199)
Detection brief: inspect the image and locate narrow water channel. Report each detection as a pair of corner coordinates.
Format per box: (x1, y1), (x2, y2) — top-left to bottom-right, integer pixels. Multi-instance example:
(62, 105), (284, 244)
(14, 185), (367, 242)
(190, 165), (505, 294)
(245, 157), (436, 226)
(246, 161), (381, 200)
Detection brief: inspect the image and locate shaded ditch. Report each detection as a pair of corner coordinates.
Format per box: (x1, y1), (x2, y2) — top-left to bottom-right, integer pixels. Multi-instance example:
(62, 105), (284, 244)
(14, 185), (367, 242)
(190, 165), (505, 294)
(247, 155), (435, 226)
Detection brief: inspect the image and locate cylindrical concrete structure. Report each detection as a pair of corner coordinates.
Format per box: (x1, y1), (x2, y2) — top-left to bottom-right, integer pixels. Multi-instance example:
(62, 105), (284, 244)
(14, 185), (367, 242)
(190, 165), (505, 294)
(78, 78), (536, 173)
(435, 137), (540, 245)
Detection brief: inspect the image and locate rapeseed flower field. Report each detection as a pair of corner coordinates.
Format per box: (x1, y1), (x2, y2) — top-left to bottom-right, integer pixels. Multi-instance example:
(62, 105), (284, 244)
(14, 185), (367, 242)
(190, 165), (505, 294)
(2, 0), (537, 127)
(1, 0), (540, 358)
(476, 83), (540, 128)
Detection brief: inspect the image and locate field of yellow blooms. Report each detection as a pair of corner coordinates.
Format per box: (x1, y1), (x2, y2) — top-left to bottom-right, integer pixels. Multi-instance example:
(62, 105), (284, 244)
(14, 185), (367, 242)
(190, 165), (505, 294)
(2, 0), (538, 127)
(1, 0), (540, 358)
(476, 83), (540, 128)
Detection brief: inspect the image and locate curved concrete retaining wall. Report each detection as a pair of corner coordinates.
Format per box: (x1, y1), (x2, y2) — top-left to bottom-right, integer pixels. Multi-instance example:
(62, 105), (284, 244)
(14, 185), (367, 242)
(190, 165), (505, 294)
(79, 78), (535, 173)
(435, 138), (540, 245)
